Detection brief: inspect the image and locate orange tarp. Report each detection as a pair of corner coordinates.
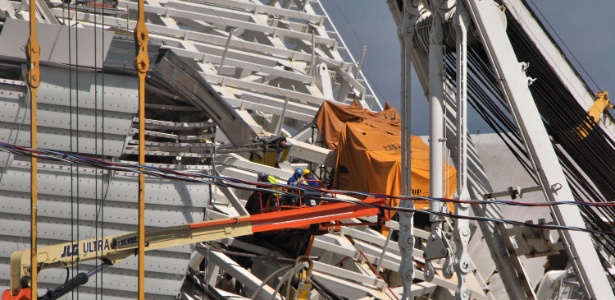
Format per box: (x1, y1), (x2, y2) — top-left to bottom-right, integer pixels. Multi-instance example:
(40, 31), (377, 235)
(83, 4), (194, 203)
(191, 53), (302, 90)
(314, 100), (401, 150)
(315, 101), (457, 211)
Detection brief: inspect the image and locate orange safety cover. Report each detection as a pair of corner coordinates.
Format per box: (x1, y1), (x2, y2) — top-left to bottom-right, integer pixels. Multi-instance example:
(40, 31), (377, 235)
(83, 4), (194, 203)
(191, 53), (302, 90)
(333, 122), (457, 211)
(314, 100), (401, 150)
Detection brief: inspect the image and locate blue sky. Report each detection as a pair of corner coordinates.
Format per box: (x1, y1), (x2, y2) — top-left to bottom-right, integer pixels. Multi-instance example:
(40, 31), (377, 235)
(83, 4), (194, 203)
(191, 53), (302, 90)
(322, 0), (615, 135)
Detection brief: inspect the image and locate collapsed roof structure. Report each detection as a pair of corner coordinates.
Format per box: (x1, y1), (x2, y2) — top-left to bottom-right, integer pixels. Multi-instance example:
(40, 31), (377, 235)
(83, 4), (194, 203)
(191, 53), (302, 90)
(0, 0), (614, 299)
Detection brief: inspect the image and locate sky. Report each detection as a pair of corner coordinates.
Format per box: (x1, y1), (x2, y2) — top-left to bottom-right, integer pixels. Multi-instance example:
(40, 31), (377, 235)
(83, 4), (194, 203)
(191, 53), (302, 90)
(322, 0), (615, 135)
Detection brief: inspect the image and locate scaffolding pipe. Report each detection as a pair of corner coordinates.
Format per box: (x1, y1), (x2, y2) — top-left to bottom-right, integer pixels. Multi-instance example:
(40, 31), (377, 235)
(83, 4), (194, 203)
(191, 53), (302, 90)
(311, 30), (316, 77)
(219, 28), (235, 71)
(355, 46), (367, 79)
(275, 97), (290, 136)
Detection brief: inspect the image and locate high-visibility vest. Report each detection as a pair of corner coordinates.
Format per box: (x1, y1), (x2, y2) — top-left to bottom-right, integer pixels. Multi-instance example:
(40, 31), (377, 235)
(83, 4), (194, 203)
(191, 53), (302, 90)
(266, 175), (278, 184)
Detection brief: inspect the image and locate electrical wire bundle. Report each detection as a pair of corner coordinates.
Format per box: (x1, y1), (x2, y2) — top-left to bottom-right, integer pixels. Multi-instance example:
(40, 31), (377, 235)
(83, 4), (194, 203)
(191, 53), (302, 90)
(2, 140), (615, 238)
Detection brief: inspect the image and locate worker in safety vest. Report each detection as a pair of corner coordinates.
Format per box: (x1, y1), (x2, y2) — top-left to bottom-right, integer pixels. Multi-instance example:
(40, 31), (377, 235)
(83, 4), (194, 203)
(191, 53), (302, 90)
(258, 172), (278, 185)
(298, 169), (321, 206)
(283, 168), (303, 206)
(298, 169), (319, 187)
(287, 168), (303, 185)
(257, 172), (280, 209)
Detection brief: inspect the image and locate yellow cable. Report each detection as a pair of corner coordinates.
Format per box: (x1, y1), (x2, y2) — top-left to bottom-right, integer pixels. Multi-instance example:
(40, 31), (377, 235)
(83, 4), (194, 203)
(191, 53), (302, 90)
(27, 0), (41, 298)
(134, 0), (149, 297)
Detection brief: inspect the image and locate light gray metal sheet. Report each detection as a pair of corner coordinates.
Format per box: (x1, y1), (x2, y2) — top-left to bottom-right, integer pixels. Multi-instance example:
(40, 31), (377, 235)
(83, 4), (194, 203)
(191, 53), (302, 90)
(0, 123), (128, 156)
(468, 133), (550, 287)
(0, 152), (12, 168)
(0, 158), (205, 298)
(105, 172), (210, 208)
(0, 18), (60, 62)
(0, 159), (209, 216)
(103, 33), (161, 73)
(0, 19), (114, 68)
(469, 133), (550, 221)
(38, 66), (138, 112)
(0, 103), (131, 135)
(0, 192), (204, 228)
(0, 67), (137, 157)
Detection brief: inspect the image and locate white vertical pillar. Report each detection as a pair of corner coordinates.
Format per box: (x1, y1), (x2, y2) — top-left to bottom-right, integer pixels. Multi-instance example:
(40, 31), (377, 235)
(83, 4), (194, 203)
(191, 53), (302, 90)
(398, 1), (419, 298)
(428, 2), (445, 220)
(453, 5), (471, 299)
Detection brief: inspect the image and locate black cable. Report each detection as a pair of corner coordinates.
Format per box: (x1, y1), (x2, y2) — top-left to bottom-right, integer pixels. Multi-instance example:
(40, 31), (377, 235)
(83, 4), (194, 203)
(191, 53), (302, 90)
(311, 276), (343, 300)
(524, 0), (601, 91)
(439, 4), (615, 281)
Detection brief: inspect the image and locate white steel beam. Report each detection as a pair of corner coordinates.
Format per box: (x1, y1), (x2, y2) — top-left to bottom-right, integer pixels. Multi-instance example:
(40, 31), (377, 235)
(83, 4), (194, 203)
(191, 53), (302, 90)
(387, 2), (543, 298)
(214, 180), (249, 216)
(312, 229), (488, 299)
(188, 0), (326, 25)
(202, 74), (324, 105)
(119, 1), (338, 48)
(503, 0), (615, 138)
(386, 282), (437, 299)
(428, 2), (445, 218)
(51, 9), (339, 65)
(204, 250), (282, 300)
(398, 1), (418, 298)
(452, 3), (488, 299)
(53, 8), (370, 112)
(312, 270), (390, 299)
(222, 94), (316, 123)
(464, 0), (614, 298)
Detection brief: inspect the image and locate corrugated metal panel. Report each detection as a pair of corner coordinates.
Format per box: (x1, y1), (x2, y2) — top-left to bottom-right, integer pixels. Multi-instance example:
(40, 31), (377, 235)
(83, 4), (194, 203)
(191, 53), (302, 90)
(0, 158), (210, 299)
(0, 19), (113, 68)
(0, 67), (137, 157)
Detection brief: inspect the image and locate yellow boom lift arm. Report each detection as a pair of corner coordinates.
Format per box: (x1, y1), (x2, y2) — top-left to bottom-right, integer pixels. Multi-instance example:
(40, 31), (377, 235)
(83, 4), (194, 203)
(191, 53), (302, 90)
(3, 197), (384, 300)
(577, 91), (613, 138)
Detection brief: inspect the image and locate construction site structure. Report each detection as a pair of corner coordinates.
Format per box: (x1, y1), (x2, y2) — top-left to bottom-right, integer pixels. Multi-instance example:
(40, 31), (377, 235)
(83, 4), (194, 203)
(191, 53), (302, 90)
(0, 0), (614, 299)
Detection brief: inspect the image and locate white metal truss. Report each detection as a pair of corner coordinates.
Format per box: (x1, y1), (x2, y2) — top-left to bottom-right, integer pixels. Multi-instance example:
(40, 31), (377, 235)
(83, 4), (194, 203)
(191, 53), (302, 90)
(388, 1), (534, 299)
(1, 0), (612, 299)
(463, 0), (613, 298)
(388, 0), (615, 299)
(397, 1), (419, 298)
(503, 0), (615, 138)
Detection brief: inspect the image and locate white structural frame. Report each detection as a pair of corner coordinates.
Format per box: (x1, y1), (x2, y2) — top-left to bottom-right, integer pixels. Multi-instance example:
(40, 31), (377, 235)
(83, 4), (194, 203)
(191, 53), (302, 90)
(452, 3), (472, 299)
(387, 1), (535, 298)
(503, 0), (615, 139)
(398, 1), (419, 298)
(3, 0), (612, 298)
(464, 0), (614, 298)
(428, 0), (445, 220)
